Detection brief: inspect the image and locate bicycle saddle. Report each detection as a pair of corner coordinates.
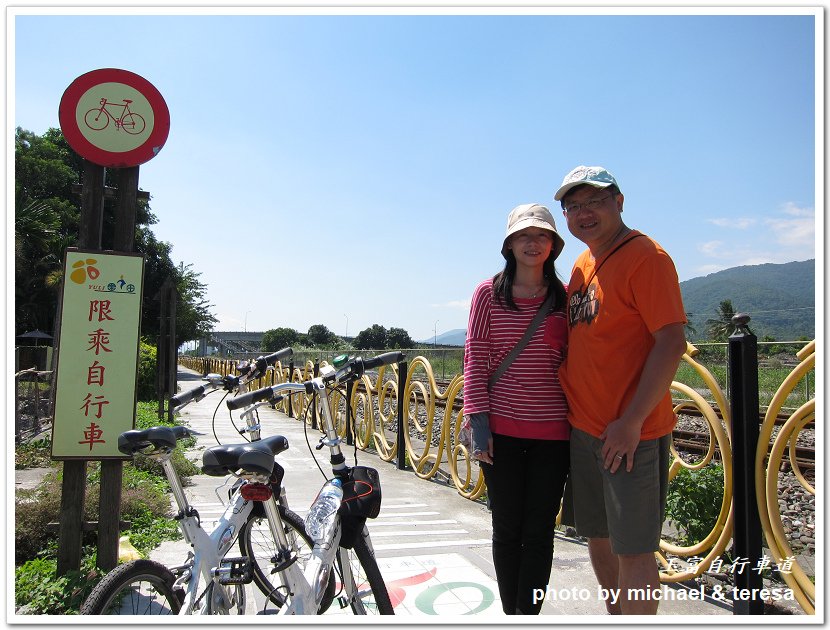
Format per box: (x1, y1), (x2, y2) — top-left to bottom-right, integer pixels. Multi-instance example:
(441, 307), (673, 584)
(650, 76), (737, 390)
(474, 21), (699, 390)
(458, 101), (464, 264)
(118, 425), (191, 455)
(202, 435), (289, 477)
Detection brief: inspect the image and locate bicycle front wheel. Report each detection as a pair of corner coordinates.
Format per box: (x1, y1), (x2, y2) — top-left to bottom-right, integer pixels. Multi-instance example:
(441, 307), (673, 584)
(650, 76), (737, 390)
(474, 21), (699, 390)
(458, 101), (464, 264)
(84, 108), (109, 130)
(80, 559), (181, 615)
(239, 505), (334, 613)
(336, 530), (394, 614)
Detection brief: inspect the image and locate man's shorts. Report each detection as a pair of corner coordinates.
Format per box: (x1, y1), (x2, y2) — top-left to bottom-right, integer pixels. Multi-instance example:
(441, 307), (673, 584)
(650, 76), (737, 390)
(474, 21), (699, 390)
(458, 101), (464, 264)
(569, 427), (671, 555)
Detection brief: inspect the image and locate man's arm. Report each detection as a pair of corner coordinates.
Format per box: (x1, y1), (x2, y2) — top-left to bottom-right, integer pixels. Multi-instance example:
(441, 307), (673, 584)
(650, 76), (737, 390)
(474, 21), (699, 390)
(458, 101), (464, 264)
(600, 322), (687, 472)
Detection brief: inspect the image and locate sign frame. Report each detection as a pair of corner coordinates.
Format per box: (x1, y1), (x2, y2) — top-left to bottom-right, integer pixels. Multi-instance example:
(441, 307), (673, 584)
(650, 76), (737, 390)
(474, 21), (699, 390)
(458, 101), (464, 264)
(51, 248), (145, 460)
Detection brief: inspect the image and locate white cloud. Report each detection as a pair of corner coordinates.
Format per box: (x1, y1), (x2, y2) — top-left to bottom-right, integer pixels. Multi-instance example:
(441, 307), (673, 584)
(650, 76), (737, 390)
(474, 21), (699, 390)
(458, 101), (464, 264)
(781, 202), (814, 217)
(764, 203), (815, 250)
(698, 240), (726, 257)
(697, 203), (816, 271)
(707, 217), (757, 229)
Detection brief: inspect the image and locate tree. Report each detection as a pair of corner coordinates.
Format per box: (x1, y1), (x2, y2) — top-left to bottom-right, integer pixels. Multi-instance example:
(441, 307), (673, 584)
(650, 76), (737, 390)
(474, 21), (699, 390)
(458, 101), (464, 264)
(173, 262), (218, 343)
(387, 327), (414, 349)
(354, 324), (387, 350)
(262, 327), (301, 352)
(307, 324), (338, 347)
(706, 299), (737, 342)
(683, 312), (698, 341)
(14, 127), (217, 344)
(15, 200), (63, 332)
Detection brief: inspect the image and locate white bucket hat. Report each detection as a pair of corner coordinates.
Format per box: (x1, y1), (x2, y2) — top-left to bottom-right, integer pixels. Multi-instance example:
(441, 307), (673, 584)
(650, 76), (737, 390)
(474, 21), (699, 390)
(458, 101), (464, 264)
(501, 203), (565, 260)
(554, 165), (619, 201)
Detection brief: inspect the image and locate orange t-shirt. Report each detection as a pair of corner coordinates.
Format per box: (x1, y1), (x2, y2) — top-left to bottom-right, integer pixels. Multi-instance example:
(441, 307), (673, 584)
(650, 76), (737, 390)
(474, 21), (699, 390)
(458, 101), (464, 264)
(559, 232), (686, 440)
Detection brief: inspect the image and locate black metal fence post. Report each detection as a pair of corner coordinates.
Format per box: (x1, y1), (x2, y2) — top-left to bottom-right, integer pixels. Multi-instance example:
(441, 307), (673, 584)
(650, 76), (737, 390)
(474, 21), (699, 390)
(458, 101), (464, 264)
(288, 359), (295, 418)
(312, 360), (319, 430)
(728, 313), (764, 615)
(396, 360), (408, 470)
(345, 380), (355, 446)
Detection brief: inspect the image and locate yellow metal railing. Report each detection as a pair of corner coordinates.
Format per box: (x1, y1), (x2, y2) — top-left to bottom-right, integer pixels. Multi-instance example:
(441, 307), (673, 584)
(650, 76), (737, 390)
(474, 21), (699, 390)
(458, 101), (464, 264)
(756, 340), (816, 614)
(658, 342), (735, 582)
(178, 342), (816, 613)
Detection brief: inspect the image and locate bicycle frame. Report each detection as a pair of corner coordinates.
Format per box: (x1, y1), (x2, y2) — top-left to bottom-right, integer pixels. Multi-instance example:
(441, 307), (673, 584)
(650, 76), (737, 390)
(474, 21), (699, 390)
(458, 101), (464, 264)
(150, 449), (256, 614)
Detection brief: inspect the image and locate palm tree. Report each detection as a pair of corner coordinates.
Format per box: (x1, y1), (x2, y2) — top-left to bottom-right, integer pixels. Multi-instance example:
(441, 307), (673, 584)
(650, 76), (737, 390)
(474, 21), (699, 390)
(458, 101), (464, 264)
(683, 313), (698, 341)
(705, 299), (737, 341)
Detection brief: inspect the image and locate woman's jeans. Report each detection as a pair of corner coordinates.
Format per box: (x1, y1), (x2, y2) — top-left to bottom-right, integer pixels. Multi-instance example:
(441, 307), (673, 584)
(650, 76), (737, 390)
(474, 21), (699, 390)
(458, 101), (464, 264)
(481, 434), (570, 614)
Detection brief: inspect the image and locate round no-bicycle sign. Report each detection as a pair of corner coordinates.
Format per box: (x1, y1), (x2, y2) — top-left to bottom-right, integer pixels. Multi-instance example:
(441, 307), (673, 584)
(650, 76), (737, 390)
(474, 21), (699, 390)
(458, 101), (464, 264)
(59, 68), (170, 167)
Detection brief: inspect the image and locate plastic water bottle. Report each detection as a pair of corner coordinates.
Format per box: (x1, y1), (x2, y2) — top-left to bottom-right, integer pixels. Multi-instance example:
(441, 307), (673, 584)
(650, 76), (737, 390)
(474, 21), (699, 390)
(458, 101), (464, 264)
(305, 478), (343, 544)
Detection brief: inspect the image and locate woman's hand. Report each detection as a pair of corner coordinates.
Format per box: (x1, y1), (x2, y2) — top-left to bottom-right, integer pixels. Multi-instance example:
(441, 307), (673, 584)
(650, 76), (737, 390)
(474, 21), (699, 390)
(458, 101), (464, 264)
(469, 413), (493, 464)
(474, 437), (494, 464)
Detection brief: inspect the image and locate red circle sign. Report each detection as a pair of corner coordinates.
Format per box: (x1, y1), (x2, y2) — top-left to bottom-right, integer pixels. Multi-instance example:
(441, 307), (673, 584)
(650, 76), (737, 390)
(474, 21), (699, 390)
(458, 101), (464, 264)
(59, 68), (170, 167)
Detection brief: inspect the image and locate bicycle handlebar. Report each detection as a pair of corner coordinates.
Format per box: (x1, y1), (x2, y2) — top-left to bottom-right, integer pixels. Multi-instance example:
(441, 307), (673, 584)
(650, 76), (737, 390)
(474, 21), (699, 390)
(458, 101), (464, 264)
(254, 347), (293, 374)
(170, 373), (226, 409)
(362, 351), (405, 371)
(170, 384), (207, 408)
(226, 385), (287, 411)
(225, 351), (405, 412)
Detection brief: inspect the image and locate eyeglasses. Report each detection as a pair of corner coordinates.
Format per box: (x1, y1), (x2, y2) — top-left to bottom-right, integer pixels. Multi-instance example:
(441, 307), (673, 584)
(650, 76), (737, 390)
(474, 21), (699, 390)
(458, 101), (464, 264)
(563, 194), (613, 216)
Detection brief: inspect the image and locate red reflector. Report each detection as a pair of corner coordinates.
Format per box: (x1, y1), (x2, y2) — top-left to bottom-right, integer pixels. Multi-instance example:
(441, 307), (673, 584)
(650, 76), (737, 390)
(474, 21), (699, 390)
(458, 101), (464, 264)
(240, 482), (273, 501)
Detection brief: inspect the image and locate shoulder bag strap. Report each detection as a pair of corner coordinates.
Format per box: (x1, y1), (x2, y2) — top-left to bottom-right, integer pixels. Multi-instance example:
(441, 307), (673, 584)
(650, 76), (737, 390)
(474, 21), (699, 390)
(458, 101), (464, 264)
(582, 232), (645, 290)
(487, 289), (555, 391)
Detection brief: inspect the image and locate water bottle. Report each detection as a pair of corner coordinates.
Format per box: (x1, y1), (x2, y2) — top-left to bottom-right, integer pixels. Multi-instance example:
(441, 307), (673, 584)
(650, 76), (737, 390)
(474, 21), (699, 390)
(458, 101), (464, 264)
(305, 478), (343, 544)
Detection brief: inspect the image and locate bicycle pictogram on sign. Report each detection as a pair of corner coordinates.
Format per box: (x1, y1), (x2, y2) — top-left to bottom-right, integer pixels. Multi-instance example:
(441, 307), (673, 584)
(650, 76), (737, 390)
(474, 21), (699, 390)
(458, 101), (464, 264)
(84, 98), (147, 135)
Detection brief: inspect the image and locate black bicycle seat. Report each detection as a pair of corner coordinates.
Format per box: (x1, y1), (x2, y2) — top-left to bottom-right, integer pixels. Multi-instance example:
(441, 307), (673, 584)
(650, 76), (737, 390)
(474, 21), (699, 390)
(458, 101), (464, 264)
(118, 426), (191, 455)
(202, 435), (289, 477)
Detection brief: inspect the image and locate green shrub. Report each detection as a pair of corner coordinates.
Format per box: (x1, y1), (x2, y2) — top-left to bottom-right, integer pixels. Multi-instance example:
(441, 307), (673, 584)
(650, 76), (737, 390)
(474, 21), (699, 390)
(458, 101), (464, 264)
(15, 474), (67, 564)
(665, 464), (725, 547)
(119, 504), (181, 555)
(136, 341), (157, 402)
(15, 438), (52, 469)
(15, 555), (101, 615)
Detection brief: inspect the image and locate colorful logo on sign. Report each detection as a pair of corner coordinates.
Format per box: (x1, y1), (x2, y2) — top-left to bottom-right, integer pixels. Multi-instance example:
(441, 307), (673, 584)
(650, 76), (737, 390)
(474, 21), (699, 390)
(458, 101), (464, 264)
(69, 257), (137, 293)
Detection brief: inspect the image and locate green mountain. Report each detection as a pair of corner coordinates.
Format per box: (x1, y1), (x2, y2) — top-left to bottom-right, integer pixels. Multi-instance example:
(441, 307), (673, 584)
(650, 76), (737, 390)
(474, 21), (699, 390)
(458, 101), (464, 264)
(680, 260), (815, 341)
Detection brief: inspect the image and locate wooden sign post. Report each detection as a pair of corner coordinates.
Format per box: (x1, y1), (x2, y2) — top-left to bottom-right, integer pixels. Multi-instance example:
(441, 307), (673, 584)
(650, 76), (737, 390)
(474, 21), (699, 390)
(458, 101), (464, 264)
(55, 68), (169, 575)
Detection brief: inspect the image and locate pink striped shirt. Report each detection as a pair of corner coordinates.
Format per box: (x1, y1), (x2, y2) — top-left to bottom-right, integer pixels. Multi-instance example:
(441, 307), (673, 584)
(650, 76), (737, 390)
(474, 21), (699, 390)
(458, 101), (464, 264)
(463, 279), (570, 441)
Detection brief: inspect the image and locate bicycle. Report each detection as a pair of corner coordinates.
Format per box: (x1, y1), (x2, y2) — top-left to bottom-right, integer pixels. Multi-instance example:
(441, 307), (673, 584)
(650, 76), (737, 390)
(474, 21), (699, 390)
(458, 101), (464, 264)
(80, 349), (310, 615)
(80, 350), (398, 615)
(224, 351), (403, 615)
(84, 98), (147, 135)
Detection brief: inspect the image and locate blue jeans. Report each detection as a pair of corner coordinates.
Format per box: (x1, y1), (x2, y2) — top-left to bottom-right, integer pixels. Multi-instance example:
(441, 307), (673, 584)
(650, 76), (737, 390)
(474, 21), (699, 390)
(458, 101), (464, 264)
(481, 434), (570, 614)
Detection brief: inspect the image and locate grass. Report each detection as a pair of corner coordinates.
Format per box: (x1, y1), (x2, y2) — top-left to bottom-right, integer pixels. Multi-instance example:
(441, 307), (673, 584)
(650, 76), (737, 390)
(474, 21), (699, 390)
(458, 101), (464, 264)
(674, 360), (815, 411)
(14, 401), (197, 615)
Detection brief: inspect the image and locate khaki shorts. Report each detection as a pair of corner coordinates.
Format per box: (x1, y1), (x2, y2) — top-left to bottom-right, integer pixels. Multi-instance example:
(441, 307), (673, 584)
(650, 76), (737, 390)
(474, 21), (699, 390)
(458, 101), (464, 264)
(569, 427), (670, 555)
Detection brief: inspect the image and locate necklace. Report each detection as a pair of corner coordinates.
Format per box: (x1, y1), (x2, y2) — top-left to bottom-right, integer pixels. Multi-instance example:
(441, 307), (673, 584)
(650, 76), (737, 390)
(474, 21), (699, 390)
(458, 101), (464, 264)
(516, 283), (546, 299)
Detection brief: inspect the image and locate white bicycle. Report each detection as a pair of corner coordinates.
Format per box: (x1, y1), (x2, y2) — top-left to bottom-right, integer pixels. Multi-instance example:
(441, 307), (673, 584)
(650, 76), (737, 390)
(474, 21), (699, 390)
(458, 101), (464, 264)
(224, 351), (402, 615)
(79, 349), (397, 615)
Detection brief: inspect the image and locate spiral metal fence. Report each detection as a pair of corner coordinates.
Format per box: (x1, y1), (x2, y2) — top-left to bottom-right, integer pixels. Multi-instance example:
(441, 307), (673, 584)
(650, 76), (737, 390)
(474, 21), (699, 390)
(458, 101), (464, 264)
(180, 343), (816, 613)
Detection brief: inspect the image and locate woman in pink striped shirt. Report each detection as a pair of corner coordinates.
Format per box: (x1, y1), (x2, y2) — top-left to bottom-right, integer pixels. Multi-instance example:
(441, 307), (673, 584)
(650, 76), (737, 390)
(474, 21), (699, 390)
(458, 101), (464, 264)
(463, 203), (570, 615)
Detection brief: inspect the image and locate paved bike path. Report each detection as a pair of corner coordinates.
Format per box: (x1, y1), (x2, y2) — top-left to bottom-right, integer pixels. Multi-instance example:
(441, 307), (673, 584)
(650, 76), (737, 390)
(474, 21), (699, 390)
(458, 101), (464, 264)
(153, 367), (731, 618)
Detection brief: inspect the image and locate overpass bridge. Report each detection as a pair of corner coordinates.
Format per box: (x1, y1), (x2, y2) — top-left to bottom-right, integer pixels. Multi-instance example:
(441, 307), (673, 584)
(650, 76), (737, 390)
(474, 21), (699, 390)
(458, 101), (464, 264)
(197, 331), (264, 356)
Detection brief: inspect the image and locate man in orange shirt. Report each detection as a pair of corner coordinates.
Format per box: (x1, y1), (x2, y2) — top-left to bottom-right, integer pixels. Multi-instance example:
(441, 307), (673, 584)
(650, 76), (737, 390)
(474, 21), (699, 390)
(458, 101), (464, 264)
(555, 166), (687, 614)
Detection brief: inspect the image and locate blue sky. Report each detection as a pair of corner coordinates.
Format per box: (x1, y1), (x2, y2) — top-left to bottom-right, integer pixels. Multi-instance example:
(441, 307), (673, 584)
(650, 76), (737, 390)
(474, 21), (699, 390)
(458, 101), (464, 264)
(11, 7), (820, 341)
